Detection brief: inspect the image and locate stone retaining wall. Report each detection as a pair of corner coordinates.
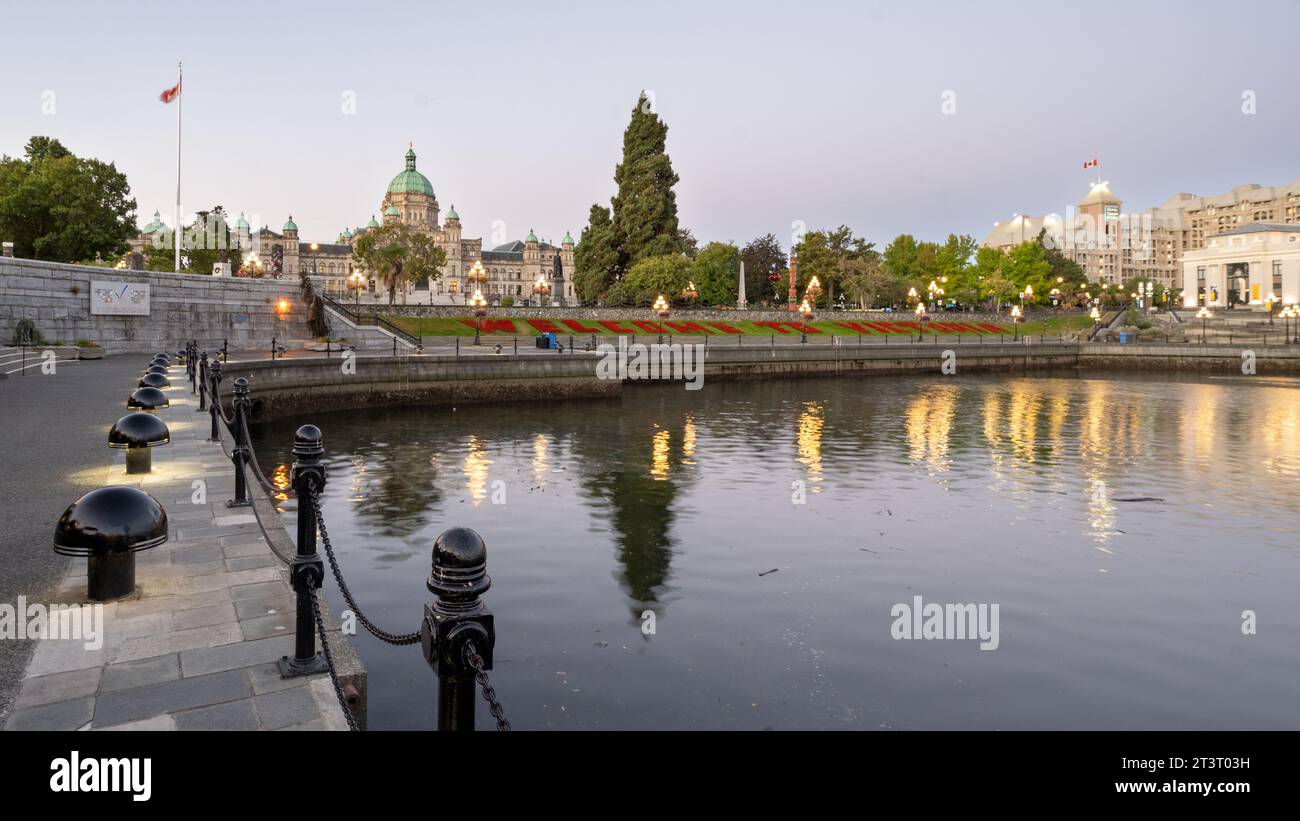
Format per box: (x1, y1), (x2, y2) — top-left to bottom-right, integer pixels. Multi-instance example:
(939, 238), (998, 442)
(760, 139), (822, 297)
(1, 258), (312, 354)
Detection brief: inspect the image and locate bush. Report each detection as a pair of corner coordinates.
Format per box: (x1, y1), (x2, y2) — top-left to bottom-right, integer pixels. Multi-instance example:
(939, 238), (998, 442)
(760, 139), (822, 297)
(500, 296), (514, 307)
(10, 319), (43, 345)
(74, 339), (100, 348)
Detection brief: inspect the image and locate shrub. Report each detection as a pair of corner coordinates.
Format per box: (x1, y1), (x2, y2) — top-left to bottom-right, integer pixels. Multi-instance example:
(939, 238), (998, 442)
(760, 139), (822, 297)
(500, 296), (514, 307)
(10, 319), (43, 345)
(74, 339), (100, 348)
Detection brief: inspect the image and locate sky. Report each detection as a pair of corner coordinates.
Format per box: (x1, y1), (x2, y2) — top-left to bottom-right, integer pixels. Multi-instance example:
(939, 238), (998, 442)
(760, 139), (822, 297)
(2, 0), (1298, 252)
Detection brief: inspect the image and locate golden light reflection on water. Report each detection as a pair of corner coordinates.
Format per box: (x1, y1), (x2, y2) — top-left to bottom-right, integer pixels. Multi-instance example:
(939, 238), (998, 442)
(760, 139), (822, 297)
(682, 415), (696, 465)
(651, 428), (671, 480)
(796, 402), (824, 491)
(904, 386), (956, 471)
(1258, 388), (1300, 477)
(532, 433), (548, 485)
(271, 463), (290, 501)
(348, 454), (368, 504)
(464, 436), (492, 504)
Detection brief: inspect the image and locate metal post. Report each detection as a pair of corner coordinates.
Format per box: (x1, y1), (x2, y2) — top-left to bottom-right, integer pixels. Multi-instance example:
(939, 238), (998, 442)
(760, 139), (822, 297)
(227, 377), (252, 508)
(222, 338), (228, 362)
(208, 359), (222, 442)
(271, 336), (278, 361)
(280, 425), (329, 678)
(197, 353), (209, 410)
(420, 527), (495, 732)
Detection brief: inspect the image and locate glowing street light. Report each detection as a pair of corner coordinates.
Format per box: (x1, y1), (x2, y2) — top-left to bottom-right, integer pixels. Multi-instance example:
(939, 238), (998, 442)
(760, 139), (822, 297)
(653, 294), (670, 343)
(1196, 306), (1212, 344)
(682, 280), (698, 301)
(907, 286), (919, 305)
(799, 297), (814, 344)
(470, 289), (488, 346)
(350, 270), (366, 306)
(532, 275), (551, 307)
(1010, 304), (1023, 341)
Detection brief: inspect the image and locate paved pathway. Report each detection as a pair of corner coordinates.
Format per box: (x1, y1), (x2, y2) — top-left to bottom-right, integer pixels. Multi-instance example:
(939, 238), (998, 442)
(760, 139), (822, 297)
(2, 357), (349, 731)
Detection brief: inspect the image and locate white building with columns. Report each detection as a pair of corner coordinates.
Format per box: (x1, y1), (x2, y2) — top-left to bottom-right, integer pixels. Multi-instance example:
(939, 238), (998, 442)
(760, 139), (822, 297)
(1180, 223), (1300, 310)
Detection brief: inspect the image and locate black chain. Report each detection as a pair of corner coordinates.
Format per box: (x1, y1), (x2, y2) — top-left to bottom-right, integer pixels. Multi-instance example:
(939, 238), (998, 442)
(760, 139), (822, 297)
(464, 645), (511, 732)
(239, 408), (292, 498)
(307, 482), (421, 646)
(307, 578), (360, 732)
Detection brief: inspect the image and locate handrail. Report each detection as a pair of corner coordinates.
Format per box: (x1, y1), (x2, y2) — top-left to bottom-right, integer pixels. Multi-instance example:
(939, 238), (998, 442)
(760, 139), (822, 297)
(322, 295), (419, 349)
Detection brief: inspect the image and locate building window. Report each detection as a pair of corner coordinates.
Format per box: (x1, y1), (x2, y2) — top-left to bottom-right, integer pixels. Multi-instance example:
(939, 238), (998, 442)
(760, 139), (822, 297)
(1273, 260), (1283, 296)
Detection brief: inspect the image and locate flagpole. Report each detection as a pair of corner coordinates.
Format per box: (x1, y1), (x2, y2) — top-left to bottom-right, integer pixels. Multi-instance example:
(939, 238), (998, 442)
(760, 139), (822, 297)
(174, 61), (182, 272)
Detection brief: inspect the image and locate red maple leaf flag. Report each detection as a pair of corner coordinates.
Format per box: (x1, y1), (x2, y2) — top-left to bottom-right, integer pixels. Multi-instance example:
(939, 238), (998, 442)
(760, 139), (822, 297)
(1082, 158), (1099, 169)
(159, 80), (181, 104)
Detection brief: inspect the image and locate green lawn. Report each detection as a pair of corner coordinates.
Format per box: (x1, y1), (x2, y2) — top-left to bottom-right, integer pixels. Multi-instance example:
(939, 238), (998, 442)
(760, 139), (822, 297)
(384, 314), (1092, 339)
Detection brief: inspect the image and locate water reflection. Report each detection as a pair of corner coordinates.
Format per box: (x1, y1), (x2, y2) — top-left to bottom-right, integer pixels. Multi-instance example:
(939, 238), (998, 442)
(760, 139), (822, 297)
(250, 373), (1300, 729)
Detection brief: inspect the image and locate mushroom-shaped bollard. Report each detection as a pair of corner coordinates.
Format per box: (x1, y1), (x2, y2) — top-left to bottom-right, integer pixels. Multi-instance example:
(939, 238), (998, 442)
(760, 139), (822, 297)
(422, 527), (495, 731)
(53, 486), (168, 601)
(127, 386), (169, 413)
(146, 364), (169, 377)
(109, 412), (170, 474)
(153, 352), (171, 364)
(139, 372), (170, 389)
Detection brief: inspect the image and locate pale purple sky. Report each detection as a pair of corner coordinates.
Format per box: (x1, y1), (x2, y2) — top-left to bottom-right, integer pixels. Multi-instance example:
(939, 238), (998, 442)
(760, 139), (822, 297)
(2, 0), (1297, 251)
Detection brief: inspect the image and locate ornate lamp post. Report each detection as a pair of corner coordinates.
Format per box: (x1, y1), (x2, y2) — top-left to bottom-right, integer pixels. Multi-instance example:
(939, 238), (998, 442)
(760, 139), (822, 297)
(470, 290), (488, 346)
(1196, 306), (1212, 344)
(532, 275), (551, 307)
(682, 280), (698, 303)
(926, 279), (939, 309)
(350, 270), (365, 306)
(799, 297), (814, 344)
(805, 275), (823, 309)
(1089, 306), (1101, 340)
(466, 260), (488, 303)
(1278, 305), (1294, 344)
(1010, 304), (1023, 340)
(906, 286), (919, 307)
(653, 294), (670, 343)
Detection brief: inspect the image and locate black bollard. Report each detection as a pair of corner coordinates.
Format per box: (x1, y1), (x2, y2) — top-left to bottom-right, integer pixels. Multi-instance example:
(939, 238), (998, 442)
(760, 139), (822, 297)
(421, 527), (495, 732)
(208, 359), (223, 442)
(54, 487), (169, 601)
(227, 377), (252, 508)
(280, 425), (330, 678)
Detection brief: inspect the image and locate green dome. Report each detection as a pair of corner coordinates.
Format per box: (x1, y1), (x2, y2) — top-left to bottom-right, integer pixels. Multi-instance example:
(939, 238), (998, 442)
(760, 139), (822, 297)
(446, 204), (459, 220)
(525, 228), (538, 243)
(283, 215), (298, 232)
(387, 146), (434, 196)
(562, 230), (574, 245)
(236, 212), (250, 230)
(384, 205), (399, 217)
(367, 215), (379, 229)
(343, 227), (353, 238)
(142, 210), (165, 234)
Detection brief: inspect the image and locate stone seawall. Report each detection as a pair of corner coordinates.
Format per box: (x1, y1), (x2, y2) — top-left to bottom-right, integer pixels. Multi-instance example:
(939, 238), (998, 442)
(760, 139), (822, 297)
(0, 258), (311, 354)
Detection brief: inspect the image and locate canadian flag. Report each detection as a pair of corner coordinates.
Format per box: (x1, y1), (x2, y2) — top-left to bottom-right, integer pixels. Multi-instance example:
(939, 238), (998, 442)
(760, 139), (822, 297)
(1082, 158), (1099, 169)
(159, 80), (181, 104)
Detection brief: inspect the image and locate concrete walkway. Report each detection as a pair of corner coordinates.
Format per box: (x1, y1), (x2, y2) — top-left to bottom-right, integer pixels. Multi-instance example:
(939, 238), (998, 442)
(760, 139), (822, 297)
(2, 359), (351, 731)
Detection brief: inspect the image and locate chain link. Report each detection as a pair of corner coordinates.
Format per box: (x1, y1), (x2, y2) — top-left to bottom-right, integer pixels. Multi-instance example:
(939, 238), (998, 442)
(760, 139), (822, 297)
(307, 577), (360, 732)
(308, 481), (421, 646)
(464, 645), (511, 732)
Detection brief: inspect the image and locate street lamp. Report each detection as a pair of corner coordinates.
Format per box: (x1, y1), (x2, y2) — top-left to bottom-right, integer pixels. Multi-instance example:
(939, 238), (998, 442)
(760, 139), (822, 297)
(532, 275), (551, 307)
(1010, 304), (1023, 340)
(682, 280), (698, 302)
(467, 260), (488, 300)
(907, 286), (919, 306)
(1279, 305), (1295, 344)
(1089, 305), (1101, 340)
(1196, 306), (1212, 344)
(470, 289), (488, 346)
(805, 275), (823, 307)
(798, 297), (815, 344)
(350, 270), (365, 306)
(653, 294), (670, 343)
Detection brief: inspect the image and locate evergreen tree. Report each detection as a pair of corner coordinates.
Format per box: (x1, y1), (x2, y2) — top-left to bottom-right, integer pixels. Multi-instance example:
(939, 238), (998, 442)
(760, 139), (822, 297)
(573, 204), (618, 303)
(740, 234), (787, 306)
(610, 93), (682, 265)
(575, 93), (682, 303)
